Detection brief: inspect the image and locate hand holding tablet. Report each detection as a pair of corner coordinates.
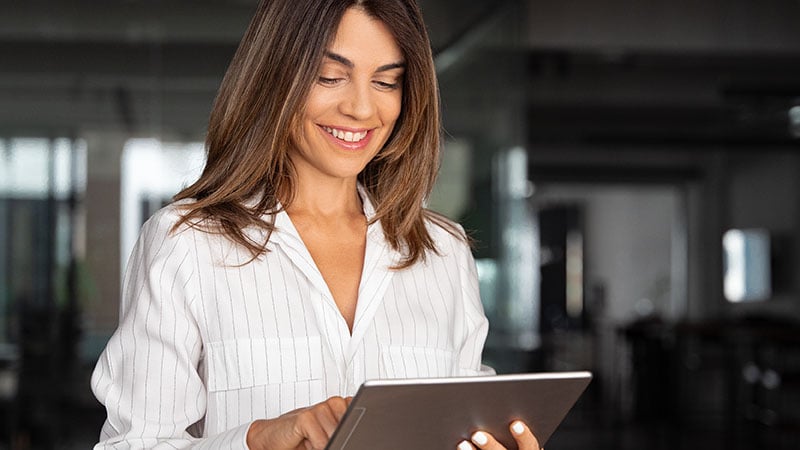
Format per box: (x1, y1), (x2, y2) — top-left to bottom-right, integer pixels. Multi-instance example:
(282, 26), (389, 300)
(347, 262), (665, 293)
(457, 419), (543, 450)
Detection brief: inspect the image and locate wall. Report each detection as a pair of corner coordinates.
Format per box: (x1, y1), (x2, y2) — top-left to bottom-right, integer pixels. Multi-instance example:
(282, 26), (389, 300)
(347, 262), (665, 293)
(726, 150), (800, 319)
(535, 184), (679, 324)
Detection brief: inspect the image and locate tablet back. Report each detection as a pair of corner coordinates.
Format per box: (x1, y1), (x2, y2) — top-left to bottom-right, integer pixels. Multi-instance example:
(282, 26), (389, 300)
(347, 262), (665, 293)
(326, 371), (592, 450)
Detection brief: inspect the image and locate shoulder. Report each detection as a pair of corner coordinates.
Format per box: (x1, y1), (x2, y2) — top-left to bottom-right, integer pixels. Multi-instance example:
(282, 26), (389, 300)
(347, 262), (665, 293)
(423, 210), (471, 259)
(135, 199), (216, 254)
(140, 199), (196, 236)
(140, 200), (263, 266)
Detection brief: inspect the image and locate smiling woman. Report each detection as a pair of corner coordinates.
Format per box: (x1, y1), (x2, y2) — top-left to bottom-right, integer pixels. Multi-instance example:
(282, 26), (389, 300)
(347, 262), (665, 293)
(89, 1), (541, 450)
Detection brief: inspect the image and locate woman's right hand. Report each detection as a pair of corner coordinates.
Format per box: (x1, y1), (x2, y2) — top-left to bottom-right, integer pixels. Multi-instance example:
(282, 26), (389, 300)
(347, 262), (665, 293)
(246, 396), (352, 450)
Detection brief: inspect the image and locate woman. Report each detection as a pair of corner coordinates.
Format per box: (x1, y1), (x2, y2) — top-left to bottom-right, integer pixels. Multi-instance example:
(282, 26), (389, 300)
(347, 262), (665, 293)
(92, 1), (541, 449)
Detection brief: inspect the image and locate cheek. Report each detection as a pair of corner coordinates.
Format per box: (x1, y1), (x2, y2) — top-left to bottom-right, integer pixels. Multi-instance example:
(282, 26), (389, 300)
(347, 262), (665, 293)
(382, 94), (403, 125)
(290, 117), (314, 153)
(303, 86), (332, 120)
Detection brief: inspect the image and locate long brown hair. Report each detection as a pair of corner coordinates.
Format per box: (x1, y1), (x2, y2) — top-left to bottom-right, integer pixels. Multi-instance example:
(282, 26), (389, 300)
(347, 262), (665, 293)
(174, 0), (462, 268)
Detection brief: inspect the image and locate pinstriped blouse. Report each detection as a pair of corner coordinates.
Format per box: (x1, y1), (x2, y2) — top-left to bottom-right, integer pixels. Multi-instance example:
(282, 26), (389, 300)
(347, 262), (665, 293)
(91, 190), (494, 449)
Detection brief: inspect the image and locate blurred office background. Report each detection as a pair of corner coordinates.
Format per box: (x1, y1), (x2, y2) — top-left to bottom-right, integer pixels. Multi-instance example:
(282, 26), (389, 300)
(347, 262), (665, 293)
(1, 0), (800, 448)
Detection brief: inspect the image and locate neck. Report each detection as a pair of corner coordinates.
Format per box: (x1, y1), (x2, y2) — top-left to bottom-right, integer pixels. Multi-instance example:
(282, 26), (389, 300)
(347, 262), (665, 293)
(287, 176), (363, 219)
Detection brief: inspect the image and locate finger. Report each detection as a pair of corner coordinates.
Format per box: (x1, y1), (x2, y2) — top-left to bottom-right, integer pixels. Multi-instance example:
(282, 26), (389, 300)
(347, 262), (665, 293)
(311, 403), (340, 438)
(470, 430), (506, 450)
(298, 396), (352, 447)
(294, 409), (331, 450)
(249, 416), (307, 450)
(325, 396), (349, 421)
(509, 420), (541, 450)
(457, 439), (476, 450)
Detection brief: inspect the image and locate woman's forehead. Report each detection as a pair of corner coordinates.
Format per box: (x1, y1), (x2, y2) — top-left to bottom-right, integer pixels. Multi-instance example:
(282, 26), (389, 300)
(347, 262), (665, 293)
(326, 8), (404, 66)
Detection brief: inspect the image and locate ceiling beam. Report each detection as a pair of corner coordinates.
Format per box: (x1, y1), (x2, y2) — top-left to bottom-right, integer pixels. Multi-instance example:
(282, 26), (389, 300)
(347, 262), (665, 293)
(0, 1), (253, 44)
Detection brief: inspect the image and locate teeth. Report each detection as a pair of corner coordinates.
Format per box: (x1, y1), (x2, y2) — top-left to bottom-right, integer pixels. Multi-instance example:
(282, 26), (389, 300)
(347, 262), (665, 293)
(323, 126), (368, 143)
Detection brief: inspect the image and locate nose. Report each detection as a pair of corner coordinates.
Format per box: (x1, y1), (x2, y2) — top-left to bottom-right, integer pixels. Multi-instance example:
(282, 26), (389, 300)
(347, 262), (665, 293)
(338, 81), (375, 120)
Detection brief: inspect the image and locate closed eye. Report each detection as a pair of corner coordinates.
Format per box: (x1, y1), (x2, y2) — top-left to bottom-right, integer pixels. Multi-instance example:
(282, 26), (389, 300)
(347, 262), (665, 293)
(373, 80), (401, 91)
(318, 77), (344, 86)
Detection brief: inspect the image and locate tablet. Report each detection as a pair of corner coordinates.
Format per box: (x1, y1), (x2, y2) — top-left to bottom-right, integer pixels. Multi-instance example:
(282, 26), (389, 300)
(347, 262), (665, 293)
(325, 371), (592, 450)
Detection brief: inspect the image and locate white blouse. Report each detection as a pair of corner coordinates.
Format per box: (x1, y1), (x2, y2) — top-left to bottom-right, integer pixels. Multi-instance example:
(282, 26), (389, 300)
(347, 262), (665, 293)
(91, 191), (493, 449)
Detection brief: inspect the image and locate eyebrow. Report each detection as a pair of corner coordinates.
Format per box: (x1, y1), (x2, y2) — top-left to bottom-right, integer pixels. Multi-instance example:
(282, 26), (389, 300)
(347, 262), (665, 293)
(324, 51), (406, 73)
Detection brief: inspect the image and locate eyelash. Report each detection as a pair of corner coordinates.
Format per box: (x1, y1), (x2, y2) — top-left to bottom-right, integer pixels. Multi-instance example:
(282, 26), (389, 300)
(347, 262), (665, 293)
(318, 77), (342, 86)
(317, 77), (400, 91)
(375, 81), (400, 90)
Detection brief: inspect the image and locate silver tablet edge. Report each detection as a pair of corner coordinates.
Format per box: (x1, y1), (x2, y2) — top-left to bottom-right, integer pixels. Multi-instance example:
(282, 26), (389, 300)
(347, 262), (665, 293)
(361, 370), (592, 387)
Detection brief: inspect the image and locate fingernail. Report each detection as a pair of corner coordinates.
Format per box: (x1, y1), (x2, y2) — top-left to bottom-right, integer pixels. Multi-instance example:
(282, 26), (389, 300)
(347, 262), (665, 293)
(471, 431), (489, 446)
(511, 420), (525, 435)
(458, 440), (473, 450)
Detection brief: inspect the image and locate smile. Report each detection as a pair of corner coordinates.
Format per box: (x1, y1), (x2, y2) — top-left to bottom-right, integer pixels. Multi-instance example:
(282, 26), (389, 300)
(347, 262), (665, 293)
(322, 126), (369, 143)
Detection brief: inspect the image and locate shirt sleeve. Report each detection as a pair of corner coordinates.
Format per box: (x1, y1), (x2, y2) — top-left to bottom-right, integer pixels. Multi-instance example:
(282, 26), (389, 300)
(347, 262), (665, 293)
(90, 209), (252, 449)
(450, 228), (496, 377)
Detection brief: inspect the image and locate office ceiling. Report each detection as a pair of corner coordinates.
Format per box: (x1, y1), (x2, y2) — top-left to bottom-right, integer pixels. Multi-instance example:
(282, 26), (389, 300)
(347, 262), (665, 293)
(0, 0), (798, 145)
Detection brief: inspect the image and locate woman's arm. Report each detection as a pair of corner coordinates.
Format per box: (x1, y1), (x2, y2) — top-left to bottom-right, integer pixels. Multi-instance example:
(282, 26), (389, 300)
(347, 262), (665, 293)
(91, 209), (250, 449)
(448, 227), (496, 376)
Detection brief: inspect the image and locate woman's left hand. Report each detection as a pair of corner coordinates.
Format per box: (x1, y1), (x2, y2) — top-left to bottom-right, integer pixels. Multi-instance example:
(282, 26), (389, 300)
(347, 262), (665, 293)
(456, 420), (541, 450)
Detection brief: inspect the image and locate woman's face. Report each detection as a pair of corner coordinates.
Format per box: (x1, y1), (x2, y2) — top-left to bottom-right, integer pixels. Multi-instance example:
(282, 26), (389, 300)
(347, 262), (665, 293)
(291, 7), (404, 185)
